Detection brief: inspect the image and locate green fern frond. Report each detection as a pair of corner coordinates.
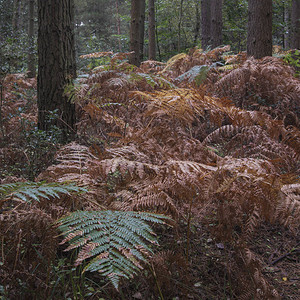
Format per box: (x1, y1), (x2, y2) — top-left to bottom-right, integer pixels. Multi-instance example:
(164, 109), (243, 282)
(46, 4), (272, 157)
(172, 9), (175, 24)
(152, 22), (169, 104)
(58, 210), (171, 289)
(0, 181), (87, 204)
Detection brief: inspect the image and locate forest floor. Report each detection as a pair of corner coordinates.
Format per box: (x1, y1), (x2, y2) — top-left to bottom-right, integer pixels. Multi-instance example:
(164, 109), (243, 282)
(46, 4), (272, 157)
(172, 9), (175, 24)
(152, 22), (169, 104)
(0, 48), (299, 299)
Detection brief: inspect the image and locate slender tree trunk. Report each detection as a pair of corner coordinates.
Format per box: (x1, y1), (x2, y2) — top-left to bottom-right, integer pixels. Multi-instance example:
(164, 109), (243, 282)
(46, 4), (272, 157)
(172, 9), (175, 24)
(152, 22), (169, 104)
(115, 0), (121, 51)
(139, 0), (146, 62)
(155, 2), (161, 61)
(178, 0), (184, 52)
(194, 0), (201, 45)
(201, 0), (211, 49)
(37, 0), (76, 134)
(283, 1), (290, 49)
(129, 0), (142, 66)
(148, 0), (156, 60)
(247, 0), (272, 58)
(291, 0), (300, 49)
(12, 0), (21, 33)
(210, 0), (223, 48)
(27, 0), (35, 78)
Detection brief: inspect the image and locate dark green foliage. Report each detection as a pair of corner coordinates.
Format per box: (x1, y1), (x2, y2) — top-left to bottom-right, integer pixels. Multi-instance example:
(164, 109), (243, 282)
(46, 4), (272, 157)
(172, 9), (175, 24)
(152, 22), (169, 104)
(58, 210), (171, 289)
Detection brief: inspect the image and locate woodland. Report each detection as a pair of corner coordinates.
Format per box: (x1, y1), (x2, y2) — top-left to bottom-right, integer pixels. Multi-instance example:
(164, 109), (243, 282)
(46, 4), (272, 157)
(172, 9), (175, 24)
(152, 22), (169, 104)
(0, 0), (300, 299)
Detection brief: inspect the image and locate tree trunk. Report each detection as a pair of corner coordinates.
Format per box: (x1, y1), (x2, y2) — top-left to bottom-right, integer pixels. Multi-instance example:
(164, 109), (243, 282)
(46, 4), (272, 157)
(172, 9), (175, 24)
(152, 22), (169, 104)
(247, 0), (272, 58)
(155, 2), (161, 61)
(129, 0), (142, 66)
(283, 1), (290, 49)
(115, 0), (121, 51)
(291, 0), (300, 49)
(12, 0), (21, 32)
(27, 0), (35, 78)
(178, 0), (184, 52)
(139, 0), (146, 62)
(37, 0), (76, 134)
(210, 0), (223, 48)
(201, 0), (211, 49)
(148, 0), (156, 60)
(194, 0), (201, 45)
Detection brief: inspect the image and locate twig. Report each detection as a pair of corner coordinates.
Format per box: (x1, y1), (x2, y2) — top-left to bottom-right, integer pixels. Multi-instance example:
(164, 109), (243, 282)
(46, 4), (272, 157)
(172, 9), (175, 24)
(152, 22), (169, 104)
(0, 77), (5, 139)
(270, 246), (300, 265)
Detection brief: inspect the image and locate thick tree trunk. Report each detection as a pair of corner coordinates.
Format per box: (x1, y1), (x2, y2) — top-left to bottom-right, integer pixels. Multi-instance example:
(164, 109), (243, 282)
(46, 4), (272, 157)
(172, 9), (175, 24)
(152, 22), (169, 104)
(27, 0), (35, 78)
(139, 0), (146, 62)
(201, 0), (211, 49)
(291, 0), (300, 49)
(129, 0), (142, 66)
(247, 0), (272, 58)
(37, 0), (76, 134)
(210, 0), (223, 48)
(148, 0), (156, 60)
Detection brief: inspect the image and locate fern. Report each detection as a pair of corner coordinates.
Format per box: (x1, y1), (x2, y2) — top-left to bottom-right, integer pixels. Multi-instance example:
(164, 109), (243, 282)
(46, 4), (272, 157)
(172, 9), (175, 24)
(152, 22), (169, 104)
(57, 210), (171, 289)
(0, 181), (87, 204)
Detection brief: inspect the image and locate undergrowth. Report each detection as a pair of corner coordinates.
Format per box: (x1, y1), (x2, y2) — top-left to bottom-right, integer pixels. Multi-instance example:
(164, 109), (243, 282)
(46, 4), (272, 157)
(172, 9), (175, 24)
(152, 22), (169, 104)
(1, 46), (299, 299)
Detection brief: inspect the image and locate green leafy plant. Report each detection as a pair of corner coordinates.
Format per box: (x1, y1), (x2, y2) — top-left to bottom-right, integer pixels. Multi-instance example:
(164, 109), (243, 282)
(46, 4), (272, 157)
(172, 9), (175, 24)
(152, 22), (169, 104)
(283, 49), (300, 77)
(57, 210), (171, 289)
(0, 181), (87, 204)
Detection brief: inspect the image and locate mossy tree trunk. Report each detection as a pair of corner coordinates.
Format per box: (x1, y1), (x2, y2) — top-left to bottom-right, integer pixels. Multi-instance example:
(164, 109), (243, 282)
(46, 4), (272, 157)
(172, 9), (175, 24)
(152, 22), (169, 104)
(37, 0), (76, 135)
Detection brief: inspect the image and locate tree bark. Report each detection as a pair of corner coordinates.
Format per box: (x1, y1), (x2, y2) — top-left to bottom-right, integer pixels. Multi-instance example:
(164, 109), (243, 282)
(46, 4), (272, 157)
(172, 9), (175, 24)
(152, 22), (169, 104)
(12, 0), (21, 33)
(129, 0), (142, 66)
(283, 1), (290, 49)
(27, 0), (35, 78)
(139, 0), (146, 62)
(115, 0), (122, 51)
(178, 0), (184, 52)
(210, 0), (223, 48)
(201, 0), (211, 49)
(148, 0), (156, 60)
(194, 0), (201, 45)
(247, 0), (272, 58)
(37, 0), (76, 134)
(291, 0), (300, 49)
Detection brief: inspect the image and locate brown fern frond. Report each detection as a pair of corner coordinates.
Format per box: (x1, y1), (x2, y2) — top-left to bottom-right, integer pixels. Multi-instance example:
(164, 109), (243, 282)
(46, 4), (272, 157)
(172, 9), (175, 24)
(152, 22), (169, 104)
(79, 51), (113, 59)
(134, 89), (204, 125)
(106, 145), (152, 163)
(215, 57), (300, 124)
(275, 183), (300, 232)
(116, 187), (178, 216)
(0, 207), (58, 277)
(149, 250), (190, 297)
(203, 125), (299, 174)
(229, 248), (280, 300)
(202, 125), (240, 145)
(282, 125), (300, 160)
(140, 60), (166, 73)
(37, 142), (97, 185)
(95, 157), (161, 182)
(160, 46), (231, 79)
